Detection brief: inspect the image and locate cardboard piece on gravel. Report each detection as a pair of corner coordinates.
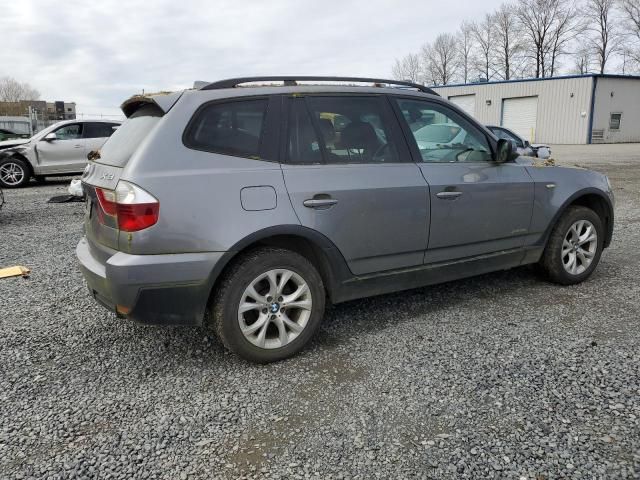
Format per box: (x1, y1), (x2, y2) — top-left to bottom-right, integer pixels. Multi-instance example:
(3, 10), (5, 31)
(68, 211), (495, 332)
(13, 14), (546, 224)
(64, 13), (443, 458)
(0, 266), (30, 279)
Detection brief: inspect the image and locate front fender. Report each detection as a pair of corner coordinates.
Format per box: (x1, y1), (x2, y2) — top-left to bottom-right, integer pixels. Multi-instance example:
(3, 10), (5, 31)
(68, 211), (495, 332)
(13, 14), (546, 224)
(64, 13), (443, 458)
(536, 186), (614, 249)
(526, 165), (613, 246)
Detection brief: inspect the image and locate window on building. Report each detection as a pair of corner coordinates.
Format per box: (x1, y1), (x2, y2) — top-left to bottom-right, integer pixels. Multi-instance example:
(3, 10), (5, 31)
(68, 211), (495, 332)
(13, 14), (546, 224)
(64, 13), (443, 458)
(184, 99), (268, 158)
(609, 113), (622, 130)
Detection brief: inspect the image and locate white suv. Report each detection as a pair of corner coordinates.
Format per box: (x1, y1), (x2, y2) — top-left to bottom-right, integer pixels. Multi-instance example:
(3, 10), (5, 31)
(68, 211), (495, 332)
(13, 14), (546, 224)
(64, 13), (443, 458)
(0, 119), (121, 187)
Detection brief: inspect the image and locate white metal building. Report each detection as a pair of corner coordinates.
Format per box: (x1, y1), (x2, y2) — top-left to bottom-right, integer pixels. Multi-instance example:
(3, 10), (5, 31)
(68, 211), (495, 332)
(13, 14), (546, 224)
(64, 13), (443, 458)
(432, 74), (640, 144)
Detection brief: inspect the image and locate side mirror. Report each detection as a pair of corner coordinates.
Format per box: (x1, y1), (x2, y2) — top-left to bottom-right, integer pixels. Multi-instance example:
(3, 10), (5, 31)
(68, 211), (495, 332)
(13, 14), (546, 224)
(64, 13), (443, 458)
(523, 140), (531, 148)
(495, 138), (518, 163)
(44, 133), (57, 141)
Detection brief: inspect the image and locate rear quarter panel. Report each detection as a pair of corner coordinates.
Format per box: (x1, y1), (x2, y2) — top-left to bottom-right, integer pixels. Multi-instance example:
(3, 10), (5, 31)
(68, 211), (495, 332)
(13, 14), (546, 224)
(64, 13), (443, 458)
(116, 91), (300, 255)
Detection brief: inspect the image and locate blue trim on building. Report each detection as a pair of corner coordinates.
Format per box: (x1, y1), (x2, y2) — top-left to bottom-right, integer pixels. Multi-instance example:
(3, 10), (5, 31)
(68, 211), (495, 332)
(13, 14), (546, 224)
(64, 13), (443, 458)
(431, 73), (640, 89)
(587, 76), (598, 144)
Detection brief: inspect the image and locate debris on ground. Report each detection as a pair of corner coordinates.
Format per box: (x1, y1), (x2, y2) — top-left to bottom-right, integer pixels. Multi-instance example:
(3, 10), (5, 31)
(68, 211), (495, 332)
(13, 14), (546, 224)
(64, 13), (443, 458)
(0, 265), (30, 279)
(68, 179), (83, 197)
(47, 194), (84, 203)
(533, 157), (556, 167)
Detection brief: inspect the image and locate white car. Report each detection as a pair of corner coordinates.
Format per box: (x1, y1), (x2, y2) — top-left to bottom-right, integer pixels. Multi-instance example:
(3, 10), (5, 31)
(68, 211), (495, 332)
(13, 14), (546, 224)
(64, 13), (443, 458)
(0, 119), (121, 188)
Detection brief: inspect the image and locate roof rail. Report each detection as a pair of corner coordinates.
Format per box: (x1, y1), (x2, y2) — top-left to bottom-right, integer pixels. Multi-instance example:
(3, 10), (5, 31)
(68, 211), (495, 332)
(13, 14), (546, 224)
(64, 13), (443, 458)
(200, 76), (439, 96)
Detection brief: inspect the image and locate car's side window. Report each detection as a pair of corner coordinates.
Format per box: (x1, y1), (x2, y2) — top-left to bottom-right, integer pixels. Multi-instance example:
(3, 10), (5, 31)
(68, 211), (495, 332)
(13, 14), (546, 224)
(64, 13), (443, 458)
(305, 96), (401, 164)
(84, 122), (118, 139)
(287, 99), (323, 164)
(54, 123), (83, 140)
(184, 98), (268, 158)
(395, 99), (492, 163)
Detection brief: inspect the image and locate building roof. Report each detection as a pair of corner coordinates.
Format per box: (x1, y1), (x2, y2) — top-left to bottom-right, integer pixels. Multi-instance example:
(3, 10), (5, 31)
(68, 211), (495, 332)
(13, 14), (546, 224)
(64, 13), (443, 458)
(431, 73), (640, 89)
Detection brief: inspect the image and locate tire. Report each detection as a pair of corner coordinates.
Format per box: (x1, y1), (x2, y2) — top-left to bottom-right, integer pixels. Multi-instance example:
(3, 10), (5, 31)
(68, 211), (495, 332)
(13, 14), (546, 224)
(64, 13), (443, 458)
(211, 247), (326, 363)
(0, 157), (31, 188)
(539, 206), (604, 285)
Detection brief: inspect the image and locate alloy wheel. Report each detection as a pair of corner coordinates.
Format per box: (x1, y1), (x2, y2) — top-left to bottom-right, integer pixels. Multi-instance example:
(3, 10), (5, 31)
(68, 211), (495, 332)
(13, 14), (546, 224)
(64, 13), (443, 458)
(562, 219), (598, 275)
(0, 162), (26, 186)
(237, 269), (313, 349)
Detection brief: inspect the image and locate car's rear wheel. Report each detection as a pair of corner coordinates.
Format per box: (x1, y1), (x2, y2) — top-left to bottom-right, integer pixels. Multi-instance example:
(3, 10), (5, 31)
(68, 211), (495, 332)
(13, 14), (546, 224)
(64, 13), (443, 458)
(540, 206), (604, 285)
(211, 247), (325, 363)
(0, 157), (30, 188)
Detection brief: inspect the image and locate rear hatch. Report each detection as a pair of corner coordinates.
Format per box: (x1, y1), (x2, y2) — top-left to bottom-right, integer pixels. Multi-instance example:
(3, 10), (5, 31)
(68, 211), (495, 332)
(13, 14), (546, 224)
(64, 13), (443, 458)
(82, 94), (179, 258)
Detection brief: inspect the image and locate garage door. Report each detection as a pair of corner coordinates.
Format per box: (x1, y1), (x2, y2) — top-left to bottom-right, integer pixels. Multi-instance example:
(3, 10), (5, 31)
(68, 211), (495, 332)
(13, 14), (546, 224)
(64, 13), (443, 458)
(502, 96), (538, 142)
(449, 94), (476, 117)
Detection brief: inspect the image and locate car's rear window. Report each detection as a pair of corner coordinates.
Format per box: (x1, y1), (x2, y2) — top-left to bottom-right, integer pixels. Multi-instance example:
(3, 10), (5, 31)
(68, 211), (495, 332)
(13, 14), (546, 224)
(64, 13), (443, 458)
(183, 99), (268, 158)
(97, 104), (162, 167)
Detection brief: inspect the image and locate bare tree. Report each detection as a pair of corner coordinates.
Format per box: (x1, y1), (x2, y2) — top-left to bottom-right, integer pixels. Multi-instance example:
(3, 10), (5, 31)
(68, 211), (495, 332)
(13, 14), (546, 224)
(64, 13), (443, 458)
(572, 45), (594, 73)
(421, 33), (459, 85)
(493, 3), (526, 80)
(622, 0), (640, 35)
(547, 1), (583, 76)
(457, 22), (475, 83)
(583, 0), (621, 73)
(391, 53), (422, 83)
(621, 0), (640, 67)
(517, 0), (562, 77)
(0, 77), (40, 102)
(470, 14), (496, 82)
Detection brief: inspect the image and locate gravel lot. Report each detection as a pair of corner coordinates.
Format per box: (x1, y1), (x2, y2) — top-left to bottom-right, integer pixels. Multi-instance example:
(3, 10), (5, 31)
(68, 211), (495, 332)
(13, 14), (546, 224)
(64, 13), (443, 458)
(1, 146), (639, 479)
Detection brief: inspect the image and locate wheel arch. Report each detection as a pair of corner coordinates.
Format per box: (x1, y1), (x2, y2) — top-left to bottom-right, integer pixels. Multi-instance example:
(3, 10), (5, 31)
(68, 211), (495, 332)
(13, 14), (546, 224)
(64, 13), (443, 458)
(204, 226), (351, 314)
(544, 188), (614, 249)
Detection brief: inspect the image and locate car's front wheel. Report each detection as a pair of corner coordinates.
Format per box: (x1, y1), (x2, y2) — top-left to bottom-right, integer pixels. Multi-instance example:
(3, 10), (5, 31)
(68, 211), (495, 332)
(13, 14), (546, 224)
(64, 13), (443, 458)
(211, 247), (326, 363)
(0, 157), (31, 188)
(540, 206), (604, 285)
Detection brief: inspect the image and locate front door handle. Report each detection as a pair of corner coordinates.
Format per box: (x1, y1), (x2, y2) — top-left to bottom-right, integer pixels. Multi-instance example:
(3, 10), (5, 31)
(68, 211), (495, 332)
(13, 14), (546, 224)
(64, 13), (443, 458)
(303, 198), (338, 209)
(73, 145), (83, 149)
(436, 191), (463, 200)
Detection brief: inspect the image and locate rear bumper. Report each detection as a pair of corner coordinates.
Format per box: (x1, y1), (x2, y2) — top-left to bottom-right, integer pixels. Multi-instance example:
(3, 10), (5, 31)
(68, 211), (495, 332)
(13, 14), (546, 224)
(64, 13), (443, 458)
(76, 236), (224, 326)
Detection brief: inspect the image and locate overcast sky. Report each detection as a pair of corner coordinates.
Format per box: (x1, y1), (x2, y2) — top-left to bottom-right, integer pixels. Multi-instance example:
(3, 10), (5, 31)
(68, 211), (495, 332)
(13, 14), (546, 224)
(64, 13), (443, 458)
(2, 0), (504, 118)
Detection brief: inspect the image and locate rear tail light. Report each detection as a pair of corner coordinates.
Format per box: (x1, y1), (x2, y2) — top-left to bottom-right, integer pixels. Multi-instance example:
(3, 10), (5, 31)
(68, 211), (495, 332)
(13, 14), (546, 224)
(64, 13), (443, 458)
(95, 181), (159, 232)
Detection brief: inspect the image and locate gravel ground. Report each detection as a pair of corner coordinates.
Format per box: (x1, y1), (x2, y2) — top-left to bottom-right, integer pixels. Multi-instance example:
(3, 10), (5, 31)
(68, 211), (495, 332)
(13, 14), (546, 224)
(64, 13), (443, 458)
(1, 150), (639, 479)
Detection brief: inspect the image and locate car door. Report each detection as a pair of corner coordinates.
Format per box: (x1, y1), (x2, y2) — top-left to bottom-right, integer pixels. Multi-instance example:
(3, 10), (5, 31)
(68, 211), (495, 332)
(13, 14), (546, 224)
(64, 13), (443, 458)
(35, 123), (87, 174)
(280, 95), (429, 275)
(392, 97), (534, 264)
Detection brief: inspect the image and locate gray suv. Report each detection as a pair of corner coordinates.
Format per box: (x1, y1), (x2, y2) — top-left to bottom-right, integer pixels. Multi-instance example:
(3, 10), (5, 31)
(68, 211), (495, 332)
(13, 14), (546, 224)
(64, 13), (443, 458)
(77, 76), (614, 363)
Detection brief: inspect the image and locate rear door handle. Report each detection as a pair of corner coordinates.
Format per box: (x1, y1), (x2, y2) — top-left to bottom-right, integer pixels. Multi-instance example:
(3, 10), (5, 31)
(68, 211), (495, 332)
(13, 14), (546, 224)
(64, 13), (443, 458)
(436, 191), (463, 200)
(73, 145), (83, 149)
(303, 198), (338, 209)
